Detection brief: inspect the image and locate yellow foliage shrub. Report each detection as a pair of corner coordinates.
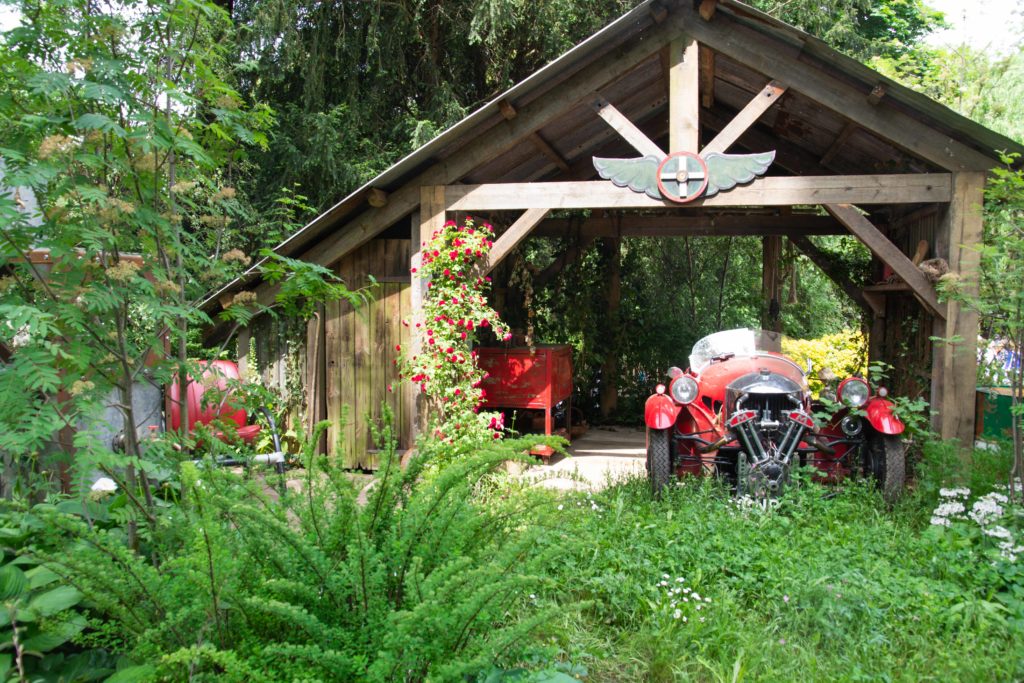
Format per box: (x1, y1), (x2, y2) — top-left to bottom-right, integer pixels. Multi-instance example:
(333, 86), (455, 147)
(781, 330), (867, 396)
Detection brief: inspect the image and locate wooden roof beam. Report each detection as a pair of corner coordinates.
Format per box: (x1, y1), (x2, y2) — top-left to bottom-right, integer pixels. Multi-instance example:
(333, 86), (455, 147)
(532, 213), (846, 238)
(498, 98), (571, 173)
(679, 5), (994, 171)
(824, 203), (945, 319)
(446, 174), (952, 211)
(700, 46), (716, 109)
(701, 80), (788, 155)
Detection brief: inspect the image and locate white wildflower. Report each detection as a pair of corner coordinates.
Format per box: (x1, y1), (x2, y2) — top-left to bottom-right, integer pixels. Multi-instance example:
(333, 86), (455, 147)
(673, 609), (682, 619)
(930, 516), (951, 527)
(969, 498), (1004, 526)
(939, 487), (970, 499)
(676, 577), (685, 583)
(984, 526), (1013, 540)
(557, 504), (563, 510)
(932, 501), (966, 518)
(91, 477), (117, 492)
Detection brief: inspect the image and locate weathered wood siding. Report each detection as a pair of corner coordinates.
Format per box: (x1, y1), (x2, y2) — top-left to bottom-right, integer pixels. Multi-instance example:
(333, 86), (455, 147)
(325, 238), (412, 469)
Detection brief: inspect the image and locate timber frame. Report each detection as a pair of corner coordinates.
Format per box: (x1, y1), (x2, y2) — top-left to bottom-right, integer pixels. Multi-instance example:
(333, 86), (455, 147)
(203, 0), (1022, 461)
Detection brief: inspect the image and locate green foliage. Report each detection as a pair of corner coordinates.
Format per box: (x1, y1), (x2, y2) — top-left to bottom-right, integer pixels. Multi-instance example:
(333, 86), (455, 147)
(16, 421), (564, 681)
(521, 472), (1024, 681)
(782, 329), (867, 395)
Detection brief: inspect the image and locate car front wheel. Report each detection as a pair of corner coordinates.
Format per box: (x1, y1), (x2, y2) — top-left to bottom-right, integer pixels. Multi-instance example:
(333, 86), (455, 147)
(648, 428), (672, 498)
(868, 432), (905, 503)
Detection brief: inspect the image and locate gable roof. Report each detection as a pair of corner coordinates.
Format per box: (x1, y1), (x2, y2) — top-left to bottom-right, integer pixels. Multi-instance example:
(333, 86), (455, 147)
(203, 0), (1022, 324)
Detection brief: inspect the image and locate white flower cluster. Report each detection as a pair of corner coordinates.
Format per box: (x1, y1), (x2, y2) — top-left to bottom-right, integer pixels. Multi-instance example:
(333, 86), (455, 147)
(968, 492), (1006, 526)
(931, 485), (1023, 562)
(657, 574), (711, 624)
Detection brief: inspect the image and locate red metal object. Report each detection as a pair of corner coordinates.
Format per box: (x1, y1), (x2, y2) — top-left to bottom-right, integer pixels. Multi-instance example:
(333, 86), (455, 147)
(864, 396), (905, 435)
(168, 360), (261, 444)
(477, 345), (573, 436)
(644, 393), (681, 430)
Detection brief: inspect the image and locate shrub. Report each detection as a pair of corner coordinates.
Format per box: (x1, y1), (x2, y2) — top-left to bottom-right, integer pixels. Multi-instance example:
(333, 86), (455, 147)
(781, 330), (867, 395)
(17, 420), (562, 681)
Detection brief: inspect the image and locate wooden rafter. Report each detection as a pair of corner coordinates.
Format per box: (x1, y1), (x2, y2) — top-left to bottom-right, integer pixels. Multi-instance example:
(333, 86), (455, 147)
(701, 80), (788, 155)
(699, 46), (716, 109)
(446, 174), (952, 211)
(483, 208), (551, 274)
(498, 99), (570, 172)
(590, 94), (665, 158)
(823, 203), (945, 319)
(819, 121), (858, 168)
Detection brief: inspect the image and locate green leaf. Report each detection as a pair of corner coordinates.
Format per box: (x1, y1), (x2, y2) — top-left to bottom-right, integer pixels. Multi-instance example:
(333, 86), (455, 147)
(73, 113), (127, 137)
(0, 565), (28, 602)
(0, 653), (9, 680)
(22, 614), (86, 653)
(26, 585), (82, 618)
(105, 664), (157, 682)
(81, 81), (125, 104)
(26, 565), (59, 590)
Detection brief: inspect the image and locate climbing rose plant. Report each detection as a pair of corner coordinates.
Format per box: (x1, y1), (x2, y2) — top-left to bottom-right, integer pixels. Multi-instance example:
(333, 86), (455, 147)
(400, 217), (511, 446)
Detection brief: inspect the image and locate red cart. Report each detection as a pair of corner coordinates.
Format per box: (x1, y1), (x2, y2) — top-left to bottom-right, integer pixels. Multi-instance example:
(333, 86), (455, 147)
(477, 345), (573, 437)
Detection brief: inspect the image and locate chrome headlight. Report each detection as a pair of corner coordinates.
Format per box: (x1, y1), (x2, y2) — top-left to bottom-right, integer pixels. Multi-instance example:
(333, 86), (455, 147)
(838, 378), (870, 407)
(670, 376), (699, 404)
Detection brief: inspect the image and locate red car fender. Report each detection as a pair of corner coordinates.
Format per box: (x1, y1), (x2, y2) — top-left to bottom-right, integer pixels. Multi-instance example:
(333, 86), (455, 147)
(645, 393), (682, 430)
(864, 397), (905, 435)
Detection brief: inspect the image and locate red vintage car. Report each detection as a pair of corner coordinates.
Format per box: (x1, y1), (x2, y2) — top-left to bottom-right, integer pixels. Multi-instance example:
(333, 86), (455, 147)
(644, 329), (905, 501)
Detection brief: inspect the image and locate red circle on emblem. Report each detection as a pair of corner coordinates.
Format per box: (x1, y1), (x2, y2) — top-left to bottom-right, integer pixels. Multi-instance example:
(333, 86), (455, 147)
(655, 151), (710, 204)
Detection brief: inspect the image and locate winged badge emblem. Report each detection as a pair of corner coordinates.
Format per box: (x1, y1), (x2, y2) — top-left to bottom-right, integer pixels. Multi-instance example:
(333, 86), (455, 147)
(593, 150), (775, 204)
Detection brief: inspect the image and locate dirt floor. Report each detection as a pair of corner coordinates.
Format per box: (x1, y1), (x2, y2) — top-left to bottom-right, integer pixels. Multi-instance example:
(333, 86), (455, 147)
(525, 426), (646, 491)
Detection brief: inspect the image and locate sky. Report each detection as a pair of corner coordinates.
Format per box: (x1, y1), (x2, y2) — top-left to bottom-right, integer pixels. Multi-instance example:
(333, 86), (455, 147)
(925, 0), (1023, 54)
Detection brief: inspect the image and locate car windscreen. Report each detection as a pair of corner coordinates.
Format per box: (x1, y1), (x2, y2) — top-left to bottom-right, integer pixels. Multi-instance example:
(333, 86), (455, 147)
(689, 329), (782, 371)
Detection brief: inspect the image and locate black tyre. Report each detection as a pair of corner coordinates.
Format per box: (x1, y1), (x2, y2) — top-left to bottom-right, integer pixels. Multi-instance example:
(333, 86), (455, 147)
(647, 428), (672, 498)
(868, 432), (905, 503)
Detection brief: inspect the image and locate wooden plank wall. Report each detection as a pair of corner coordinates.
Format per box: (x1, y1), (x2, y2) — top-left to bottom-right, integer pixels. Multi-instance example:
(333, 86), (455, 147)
(325, 238), (412, 469)
(874, 209), (939, 400)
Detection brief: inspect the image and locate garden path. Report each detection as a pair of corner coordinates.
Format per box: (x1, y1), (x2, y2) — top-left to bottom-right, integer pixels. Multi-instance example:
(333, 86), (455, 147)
(527, 426), (646, 492)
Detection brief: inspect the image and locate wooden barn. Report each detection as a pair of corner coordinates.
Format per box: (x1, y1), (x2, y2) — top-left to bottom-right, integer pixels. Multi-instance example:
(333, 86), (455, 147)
(202, 0), (1023, 466)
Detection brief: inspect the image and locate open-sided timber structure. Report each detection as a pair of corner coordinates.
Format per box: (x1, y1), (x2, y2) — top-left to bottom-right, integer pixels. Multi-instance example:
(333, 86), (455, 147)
(203, 0), (1023, 467)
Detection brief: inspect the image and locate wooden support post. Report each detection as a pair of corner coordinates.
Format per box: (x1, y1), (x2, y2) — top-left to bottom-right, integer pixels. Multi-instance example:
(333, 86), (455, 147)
(701, 80), (787, 155)
(761, 235), (783, 332)
(599, 237), (622, 419)
(935, 172), (985, 453)
(669, 36), (700, 153)
(824, 203), (946, 319)
(236, 325), (250, 380)
(412, 186), (446, 440)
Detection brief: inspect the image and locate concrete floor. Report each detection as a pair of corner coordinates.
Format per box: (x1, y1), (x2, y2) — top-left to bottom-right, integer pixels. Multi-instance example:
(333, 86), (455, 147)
(526, 426), (647, 491)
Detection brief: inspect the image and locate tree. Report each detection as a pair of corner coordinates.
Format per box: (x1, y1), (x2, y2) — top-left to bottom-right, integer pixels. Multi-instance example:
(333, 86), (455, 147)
(0, 0), (348, 513)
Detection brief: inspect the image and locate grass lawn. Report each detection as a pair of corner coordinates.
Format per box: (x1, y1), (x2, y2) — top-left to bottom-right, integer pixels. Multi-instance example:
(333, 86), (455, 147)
(512, 446), (1024, 682)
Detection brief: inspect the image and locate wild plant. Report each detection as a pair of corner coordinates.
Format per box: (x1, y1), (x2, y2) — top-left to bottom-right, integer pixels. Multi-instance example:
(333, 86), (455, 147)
(20, 417), (562, 681)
